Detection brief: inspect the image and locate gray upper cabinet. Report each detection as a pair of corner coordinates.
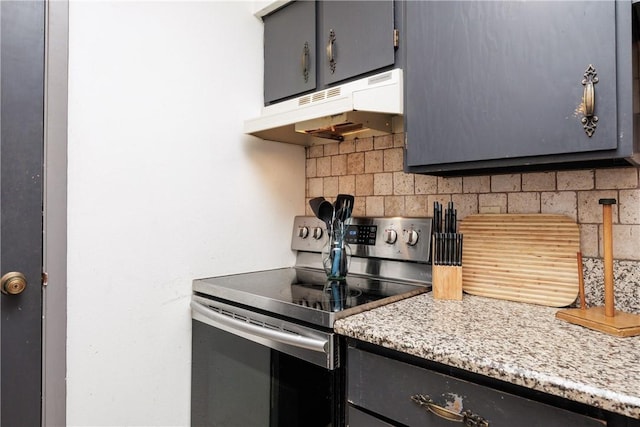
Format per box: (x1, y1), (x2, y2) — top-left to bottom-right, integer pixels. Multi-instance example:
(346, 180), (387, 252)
(263, 1), (397, 105)
(263, 1), (316, 104)
(318, 0), (396, 86)
(404, 1), (638, 175)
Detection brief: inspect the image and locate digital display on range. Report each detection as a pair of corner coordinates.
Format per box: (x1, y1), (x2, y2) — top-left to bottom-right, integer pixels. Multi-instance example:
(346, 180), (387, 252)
(344, 225), (377, 245)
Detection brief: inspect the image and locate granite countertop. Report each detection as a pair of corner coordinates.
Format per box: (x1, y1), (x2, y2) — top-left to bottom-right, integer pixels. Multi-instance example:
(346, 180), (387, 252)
(334, 293), (640, 419)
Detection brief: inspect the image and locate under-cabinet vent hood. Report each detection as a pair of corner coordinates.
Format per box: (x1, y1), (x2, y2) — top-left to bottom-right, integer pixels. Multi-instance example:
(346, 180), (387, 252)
(244, 68), (403, 145)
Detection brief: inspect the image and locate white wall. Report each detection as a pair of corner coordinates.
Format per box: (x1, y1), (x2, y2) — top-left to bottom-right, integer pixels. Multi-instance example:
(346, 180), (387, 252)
(67, 2), (305, 425)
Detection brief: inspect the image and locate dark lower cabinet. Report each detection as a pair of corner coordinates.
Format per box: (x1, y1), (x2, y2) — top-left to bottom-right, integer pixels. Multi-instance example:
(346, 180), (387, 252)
(347, 343), (640, 427)
(404, 0), (639, 175)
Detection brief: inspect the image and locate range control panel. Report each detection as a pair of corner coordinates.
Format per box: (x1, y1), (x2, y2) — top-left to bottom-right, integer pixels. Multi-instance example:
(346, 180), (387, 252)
(291, 216), (432, 263)
(345, 224), (377, 246)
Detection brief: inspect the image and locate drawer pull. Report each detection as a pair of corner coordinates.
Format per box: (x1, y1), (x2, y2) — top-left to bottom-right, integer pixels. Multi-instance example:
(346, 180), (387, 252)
(411, 394), (489, 427)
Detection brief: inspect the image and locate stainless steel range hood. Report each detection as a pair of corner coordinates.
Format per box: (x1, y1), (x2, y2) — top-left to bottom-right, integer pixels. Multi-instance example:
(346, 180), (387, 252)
(244, 68), (403, 145)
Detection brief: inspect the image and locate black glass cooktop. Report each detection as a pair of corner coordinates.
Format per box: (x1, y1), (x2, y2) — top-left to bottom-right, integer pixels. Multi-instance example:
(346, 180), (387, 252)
(193, 267), (430, 329)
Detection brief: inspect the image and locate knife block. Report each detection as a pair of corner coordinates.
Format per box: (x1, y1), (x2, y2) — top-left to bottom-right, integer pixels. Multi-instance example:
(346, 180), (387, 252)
(432, 265), (463, 300)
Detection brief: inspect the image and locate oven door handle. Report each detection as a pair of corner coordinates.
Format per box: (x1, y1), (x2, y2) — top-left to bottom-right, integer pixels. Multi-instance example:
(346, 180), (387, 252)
(191, 300), (329, 354)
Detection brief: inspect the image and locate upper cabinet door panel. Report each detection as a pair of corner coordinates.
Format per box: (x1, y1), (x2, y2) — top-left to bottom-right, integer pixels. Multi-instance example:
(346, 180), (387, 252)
(405, 1), (618, 168)
(319, 0), (395, 85)
(264, 1), (316, 104)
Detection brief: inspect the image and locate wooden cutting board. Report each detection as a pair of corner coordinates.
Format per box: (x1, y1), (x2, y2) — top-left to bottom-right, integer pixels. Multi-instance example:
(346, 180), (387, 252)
(458, 214), (580, 307)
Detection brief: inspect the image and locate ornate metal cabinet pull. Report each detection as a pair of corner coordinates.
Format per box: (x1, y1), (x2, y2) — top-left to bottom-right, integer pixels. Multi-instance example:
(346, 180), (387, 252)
(326, 29), (336, 74)
(411, 394), (489, 426)
(302, 42), (310, 83)
(581, 64), (598, 137)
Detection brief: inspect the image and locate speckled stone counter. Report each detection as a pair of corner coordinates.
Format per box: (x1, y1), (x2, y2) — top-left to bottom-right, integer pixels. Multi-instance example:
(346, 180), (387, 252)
(334, 293), (640, 419)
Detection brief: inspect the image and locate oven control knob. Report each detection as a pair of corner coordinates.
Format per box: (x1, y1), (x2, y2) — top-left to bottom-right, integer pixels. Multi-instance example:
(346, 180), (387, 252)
(384, 229), (397, 244)
(312, 227), (323, 240)
(297, 226), (309, 239)
(404, 229), (419, 246)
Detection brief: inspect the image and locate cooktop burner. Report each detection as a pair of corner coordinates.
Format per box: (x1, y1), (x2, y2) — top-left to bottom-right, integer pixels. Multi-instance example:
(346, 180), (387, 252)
(193, 267), (428, 329)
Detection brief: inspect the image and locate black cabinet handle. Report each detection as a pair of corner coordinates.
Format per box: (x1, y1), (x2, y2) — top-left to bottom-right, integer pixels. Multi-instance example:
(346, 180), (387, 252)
(411, 394), (489, 426)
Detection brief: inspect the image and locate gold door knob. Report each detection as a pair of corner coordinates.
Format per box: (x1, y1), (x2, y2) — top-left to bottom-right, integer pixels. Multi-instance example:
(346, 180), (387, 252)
(1, 272), (27, 295)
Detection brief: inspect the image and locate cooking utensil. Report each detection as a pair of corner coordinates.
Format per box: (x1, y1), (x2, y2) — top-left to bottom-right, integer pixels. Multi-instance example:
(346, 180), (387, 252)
(309, 197), (326, 219)
(317, 200), (334, 229)
(334, 194), (354, 222)
(459, 214), (581, 307)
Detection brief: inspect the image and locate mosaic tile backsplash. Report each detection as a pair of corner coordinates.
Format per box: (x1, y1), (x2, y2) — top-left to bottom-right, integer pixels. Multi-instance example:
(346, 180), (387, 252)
(305, 134), (640, 312)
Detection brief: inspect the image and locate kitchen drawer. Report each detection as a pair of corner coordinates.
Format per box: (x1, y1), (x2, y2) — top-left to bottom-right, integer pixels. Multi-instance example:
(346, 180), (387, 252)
(348, 347), (606, 427)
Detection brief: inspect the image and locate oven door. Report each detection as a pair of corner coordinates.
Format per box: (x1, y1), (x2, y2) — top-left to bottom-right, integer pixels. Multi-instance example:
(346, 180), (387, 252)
(191, 296), (344, 427)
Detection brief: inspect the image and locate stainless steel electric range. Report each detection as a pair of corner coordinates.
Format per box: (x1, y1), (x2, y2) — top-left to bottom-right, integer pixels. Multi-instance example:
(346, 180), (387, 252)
(191, 216), (432, 427)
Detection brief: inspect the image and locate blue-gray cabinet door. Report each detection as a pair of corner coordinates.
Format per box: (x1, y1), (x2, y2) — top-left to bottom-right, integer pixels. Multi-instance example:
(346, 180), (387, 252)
(405, 1), (618, 170)
(1, 1), (45, 425)
(264, 1), (316, 104)
(319, 0), (395, 86)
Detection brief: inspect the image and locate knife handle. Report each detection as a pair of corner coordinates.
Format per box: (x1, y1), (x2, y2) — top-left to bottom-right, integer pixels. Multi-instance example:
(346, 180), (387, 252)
(443, 211), (448, 235)
(432, 235), (437, 265)
(445, 233), (451, 266)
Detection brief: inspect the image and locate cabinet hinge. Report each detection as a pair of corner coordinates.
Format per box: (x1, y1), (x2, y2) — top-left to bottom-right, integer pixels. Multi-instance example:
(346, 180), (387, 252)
(393, 29), (399, 48)
(42, 272), (48, 287)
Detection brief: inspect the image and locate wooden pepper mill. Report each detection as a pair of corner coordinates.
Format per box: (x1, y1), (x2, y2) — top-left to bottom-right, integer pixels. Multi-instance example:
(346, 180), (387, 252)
(556, 198), (640, 337)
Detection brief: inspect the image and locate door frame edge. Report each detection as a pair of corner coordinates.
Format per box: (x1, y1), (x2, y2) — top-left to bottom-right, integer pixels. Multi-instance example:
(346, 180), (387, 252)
(42, 1), (68, 426)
